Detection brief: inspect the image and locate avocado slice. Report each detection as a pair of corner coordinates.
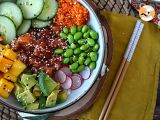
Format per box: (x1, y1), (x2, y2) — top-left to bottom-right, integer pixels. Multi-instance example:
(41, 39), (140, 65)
(21, 74), (37, 89)
(14, 83), (24, 96)
(38, 72), (58, 96)
(46, 90), (59, 107)
(33, 84), (42, 97)
(57, 91), (68, 104)
(26, 102), (39, 111)
(39, 96), (46, 109)
(17, 90), (36, 106)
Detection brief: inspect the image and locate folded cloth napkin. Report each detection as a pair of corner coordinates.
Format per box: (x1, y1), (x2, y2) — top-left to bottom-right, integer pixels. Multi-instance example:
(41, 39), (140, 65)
(76, 11), (160, 120)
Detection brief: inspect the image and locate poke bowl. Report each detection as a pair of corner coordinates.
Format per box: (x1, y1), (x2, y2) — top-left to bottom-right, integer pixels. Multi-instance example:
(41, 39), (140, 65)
(0, 0), (109, 114)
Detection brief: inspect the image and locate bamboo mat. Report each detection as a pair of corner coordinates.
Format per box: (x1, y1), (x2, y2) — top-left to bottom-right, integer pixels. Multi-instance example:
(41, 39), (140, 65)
(0, 0), (159, 120)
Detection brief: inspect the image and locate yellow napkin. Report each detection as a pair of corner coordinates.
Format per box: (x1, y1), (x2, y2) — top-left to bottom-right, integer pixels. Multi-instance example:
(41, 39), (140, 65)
(77, 11), (160, 120)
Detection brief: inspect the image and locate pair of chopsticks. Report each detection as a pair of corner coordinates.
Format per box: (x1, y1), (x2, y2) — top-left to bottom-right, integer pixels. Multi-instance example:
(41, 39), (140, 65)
(99, 20), (144, 120)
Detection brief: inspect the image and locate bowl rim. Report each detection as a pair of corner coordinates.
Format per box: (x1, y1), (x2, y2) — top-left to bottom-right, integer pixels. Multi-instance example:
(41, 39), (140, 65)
(0, 0), (106, 114)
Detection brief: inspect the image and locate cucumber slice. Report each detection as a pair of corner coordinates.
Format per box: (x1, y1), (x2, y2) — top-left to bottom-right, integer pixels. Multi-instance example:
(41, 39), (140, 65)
(17, 20), (31, 36)
(0, 16), (16, 44)
(32, 19), (51, 29)
(0, 2), (23, 29)
(0, 0), (16, 3)
(37, 0), (58, 21)
(17, 0), (44, 19)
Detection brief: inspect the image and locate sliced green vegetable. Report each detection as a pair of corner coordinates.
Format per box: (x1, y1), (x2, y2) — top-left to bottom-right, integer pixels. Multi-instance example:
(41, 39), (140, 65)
(17, 0), (44, 19)
(0, 2), (23, 29)
(38, 72), (58, 96)
(37, 0), (58, 21)
(46, 90), (59, 107)
(26, 102), (39, 111)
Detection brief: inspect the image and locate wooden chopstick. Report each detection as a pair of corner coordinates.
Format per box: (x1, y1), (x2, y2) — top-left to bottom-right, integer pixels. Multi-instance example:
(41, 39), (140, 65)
(98, 20), (144, 120)
(98, 20), (141, 120)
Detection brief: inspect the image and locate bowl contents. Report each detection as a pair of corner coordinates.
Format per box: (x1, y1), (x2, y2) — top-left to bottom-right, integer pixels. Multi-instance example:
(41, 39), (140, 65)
(0, 0), (100, 110)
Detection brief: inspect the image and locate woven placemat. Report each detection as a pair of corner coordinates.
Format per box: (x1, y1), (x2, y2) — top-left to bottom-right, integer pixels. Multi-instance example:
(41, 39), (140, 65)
(1, 0), (159, 120)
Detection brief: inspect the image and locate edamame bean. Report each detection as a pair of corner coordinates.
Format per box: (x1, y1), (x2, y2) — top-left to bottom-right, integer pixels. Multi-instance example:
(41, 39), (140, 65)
(85, 48), (92, 53)
(73, 56), (78, 62)
(54, 48), (63, 54)
(63, 27), (69, 34)
(69, 63), (78, 70)
(70, 43), (76, 49)
(77, 26), (82, 32)
(78, 65), (85, 72)
(90, 30), (99, 40)
(78, 56), (85, 65)
(89, 62), (96, 70)
(87, 38), (95, 46)
(80, 44), (89, 51)
(90, 52), (98, 61)
(74, 48), (81, 54)
(74, 32), (82, 40)
(67, 34), (74, 44)
(70, 26), (77, 35)
(70, 57), (73, 63)
(60, 32), (67, 39)
(80, 52), (87, 57)
(64, 49), (73, 57)
(93, 44), (100, 52)
(63, 58), (70, 64)
(82, 25), (89, 33)
(84, 57), (91, 65)
(83, 32), (90, 39)
(71, 69), (78, 73)
(78, 39), (86, 45)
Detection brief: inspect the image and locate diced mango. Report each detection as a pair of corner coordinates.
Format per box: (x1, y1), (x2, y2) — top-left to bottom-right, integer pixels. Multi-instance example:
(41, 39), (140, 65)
(0, 58), (13, 73)
(0, 44), (6, 57)
(3, 73), (17, 82)
(3, 49), (17, 61)
(0, 78), (14, 98)
(9, 60), (26, 77)
(4, 45), (10, 49)
(0, 44), (10, 57)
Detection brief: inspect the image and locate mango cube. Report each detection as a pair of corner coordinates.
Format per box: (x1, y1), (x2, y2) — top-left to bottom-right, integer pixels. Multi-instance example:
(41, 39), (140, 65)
(0, 44), (5, 57)
(9, 60), (26, 77)
(0, 78), (14, 98)
(3, 49), (17, 61)
(3, 73), (17, 82)
(0, 58), (13, 73)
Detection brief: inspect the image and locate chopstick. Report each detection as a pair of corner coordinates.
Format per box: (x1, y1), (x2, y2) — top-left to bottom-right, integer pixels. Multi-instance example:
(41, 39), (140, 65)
(98, 20), (144, 120)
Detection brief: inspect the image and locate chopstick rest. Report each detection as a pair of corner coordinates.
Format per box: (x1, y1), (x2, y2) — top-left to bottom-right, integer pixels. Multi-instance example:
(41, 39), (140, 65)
(99, 20), (144, 120)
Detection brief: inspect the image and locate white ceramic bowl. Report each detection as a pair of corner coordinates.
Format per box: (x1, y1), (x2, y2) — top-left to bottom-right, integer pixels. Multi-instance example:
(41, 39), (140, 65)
(0, 0), (106, 114)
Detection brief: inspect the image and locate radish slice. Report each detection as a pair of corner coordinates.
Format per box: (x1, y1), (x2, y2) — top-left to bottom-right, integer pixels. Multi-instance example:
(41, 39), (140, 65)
(72, 74), (82, 79)
(80, 66), (91, 80)
(67, 89), (72, 95)
(60, 67), (72, 76)
(55, 70), (67, 83)
(71, 75), (82, 90)
(61, 76), (72, 90)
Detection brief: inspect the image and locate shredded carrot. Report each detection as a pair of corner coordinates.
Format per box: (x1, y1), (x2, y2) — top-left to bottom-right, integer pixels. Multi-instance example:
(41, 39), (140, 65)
(54, 0), (89, 28)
